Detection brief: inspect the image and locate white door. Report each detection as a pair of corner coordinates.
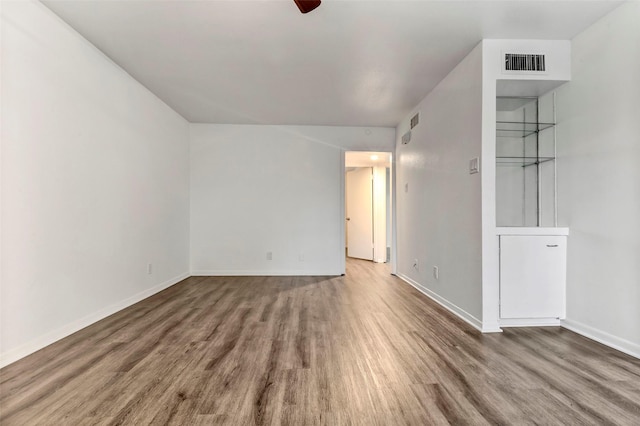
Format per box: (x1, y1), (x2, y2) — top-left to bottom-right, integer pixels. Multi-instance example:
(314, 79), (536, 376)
(346, 167), (373, 260)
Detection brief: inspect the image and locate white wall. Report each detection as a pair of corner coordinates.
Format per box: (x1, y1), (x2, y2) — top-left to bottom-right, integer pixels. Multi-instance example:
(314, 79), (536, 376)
(1, 1), (190, 367)
(190, 124), (394, 276)
(395, 43), (484, 330)
(555, 2), (640, 357)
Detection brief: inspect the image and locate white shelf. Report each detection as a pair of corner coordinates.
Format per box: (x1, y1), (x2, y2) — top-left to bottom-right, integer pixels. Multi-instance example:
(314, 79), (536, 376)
(497, 227), (569, 236)
(496, 121), (555, 138)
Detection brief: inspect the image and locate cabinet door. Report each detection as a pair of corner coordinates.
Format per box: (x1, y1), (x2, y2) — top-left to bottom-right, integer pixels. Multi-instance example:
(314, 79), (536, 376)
(500, 236), (566, 319)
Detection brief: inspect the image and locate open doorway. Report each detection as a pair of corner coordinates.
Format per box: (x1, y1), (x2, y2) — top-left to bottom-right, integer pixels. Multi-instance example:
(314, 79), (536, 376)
(344, 151), (392, 266)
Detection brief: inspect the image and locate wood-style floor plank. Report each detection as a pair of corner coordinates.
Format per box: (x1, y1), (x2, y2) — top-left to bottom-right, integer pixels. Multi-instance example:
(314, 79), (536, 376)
(1, 258), (639, 425)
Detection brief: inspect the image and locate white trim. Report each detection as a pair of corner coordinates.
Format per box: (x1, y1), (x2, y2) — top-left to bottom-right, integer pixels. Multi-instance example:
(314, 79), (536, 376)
(191, 270), (341, 277)
(500, 318), (561, 327)
(390, 152), (397, 275)
(0, 272), (189, 369)
(480, 73), (501, 335)
(481, 324), (503, 333)
(340, 150), (346, 275)
(396, 273), (485, 332)
(561, 318), (640, 360)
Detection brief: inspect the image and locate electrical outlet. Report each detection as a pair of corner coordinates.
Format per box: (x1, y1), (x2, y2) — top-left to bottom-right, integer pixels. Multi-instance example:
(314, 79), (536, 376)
(299, 253), (305, 262)
(147, 263), (152, 275)
(413, 259), (419, 270)
(433, 266), (439, 280)
(266, 251), (273, 261)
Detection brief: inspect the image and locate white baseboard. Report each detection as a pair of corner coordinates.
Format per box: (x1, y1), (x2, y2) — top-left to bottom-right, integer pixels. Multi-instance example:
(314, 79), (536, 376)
(561, 318), (640, 359)
(481, 324), (503, 333)
(396, 273), (483, 332)
(501, 318), (561, 327)
(191, 270), (340, 276)
(0, 272), (190, 369)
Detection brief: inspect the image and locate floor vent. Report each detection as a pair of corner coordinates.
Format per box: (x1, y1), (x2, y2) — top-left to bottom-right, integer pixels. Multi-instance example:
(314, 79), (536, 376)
(505, 53), (546, 72)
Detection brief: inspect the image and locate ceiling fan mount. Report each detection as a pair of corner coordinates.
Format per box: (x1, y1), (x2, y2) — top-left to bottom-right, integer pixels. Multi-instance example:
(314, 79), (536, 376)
(294, 0), (321, 14)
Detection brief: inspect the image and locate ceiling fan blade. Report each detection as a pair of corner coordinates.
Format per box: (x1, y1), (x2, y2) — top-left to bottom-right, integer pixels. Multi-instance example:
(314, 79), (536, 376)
(294, 0), (321, 14)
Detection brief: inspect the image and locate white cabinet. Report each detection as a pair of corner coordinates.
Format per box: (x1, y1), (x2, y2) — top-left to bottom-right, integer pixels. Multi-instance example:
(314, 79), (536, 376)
(498, 230), (568, 323)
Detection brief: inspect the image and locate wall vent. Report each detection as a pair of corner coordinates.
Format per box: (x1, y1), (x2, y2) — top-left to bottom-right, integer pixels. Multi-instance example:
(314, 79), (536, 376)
(505, 53), (546, 72)
(410, 112), (420, 129)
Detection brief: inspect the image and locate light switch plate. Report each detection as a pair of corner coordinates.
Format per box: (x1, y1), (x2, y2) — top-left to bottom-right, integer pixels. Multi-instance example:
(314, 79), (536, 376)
(469, 157), (480, 174)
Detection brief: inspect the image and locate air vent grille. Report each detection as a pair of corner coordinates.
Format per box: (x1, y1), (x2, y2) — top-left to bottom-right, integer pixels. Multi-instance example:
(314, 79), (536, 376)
(410, 113), (420, 129)
(505, 53), (546, 72)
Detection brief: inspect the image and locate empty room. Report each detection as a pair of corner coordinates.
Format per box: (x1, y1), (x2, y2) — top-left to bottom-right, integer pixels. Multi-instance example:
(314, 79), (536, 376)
(1, 0), (639, 424)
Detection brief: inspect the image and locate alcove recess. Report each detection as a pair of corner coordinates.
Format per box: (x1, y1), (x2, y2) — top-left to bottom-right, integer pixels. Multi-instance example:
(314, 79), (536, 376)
(495, 85), (558, 228)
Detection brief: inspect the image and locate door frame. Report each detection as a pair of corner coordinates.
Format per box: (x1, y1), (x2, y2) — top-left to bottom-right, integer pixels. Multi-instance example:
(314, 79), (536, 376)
(340, 150), (397, 275)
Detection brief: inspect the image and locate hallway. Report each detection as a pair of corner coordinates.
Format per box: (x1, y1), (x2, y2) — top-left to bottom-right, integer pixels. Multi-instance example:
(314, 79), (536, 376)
(1, 259), (639, 424)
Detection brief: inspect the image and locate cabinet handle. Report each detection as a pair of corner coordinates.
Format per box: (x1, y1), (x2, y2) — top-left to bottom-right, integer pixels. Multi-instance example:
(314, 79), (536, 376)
(546, 244), (559, 247)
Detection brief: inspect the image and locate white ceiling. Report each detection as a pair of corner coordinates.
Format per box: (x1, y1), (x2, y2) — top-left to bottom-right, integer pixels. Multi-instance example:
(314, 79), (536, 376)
(42, 0), (621, 127)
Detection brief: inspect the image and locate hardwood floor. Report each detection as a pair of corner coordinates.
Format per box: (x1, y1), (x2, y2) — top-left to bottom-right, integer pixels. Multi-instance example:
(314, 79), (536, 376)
(1, 259), (639, 425)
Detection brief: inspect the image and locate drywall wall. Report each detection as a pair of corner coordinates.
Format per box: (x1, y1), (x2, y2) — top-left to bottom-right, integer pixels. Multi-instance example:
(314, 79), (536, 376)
(555, 2), (640, 357)
(395, 43), (484, 329)
(1, 1), (190, 366)
(190, 124), (394, 275)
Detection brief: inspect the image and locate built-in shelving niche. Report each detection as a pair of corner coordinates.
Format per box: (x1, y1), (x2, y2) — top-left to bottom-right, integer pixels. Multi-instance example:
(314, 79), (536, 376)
(496, 95), (557, 227)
